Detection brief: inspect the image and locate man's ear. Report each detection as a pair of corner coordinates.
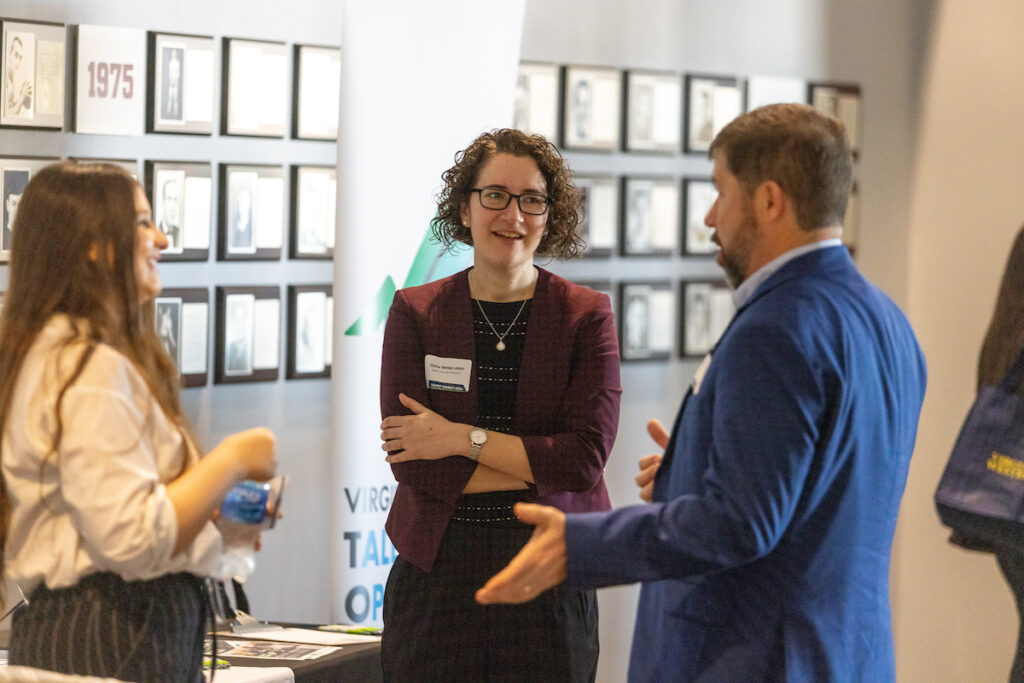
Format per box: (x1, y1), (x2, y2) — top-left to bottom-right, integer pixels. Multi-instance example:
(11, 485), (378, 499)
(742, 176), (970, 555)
(755, 180), (787, 223)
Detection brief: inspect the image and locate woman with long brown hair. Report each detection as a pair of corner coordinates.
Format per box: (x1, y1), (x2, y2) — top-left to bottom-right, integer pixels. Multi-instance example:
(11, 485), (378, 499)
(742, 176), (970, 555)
(0, 162), (276, 681)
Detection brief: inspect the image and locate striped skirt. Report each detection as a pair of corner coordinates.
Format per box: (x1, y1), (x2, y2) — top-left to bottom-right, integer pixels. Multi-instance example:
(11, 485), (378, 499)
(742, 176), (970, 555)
(10, 571), (207, 682)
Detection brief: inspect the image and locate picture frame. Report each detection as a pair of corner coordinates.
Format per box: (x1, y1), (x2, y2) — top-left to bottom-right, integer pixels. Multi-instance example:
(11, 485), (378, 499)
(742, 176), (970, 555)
(679, 280), (734, 359)
(293, 44), (340, 140)
(513, 61), (560, 143)
(1, 19), (65, 129)
(71, 24), (147, 136)
(575, 175), (617, 257)
(156, 287), (210, 387)
(222, 37), (288, 138)
(561, 65), (621, 151)
(215, 286), (280, 384)
(682, 177), (716, 256)
(287, 284), (333, 379)
(0, 155), (57, 261)
(145, 160), (212, 261)
(218, 164), (285, 261)
(290, 165), (335, 259)
(808, 81), (862, 158)
(744, 75), (806, 112)
(71, 157), (138, 179)
(624, 69), (681, 153)
(618, 281), (675, 362)
(146, 32), (215, 135)
(620, 177), (679, 257)
(684, 73), (743, 155)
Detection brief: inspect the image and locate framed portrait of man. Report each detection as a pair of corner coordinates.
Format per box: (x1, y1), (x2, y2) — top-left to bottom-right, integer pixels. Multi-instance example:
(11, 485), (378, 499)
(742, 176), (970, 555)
(216, 286), (280, 384)
(625, 70), (682, 153)
(513, 61), (560, 143)
(1, 20), (65, 129)
(219, 164), (284, 261)
(809, 81), (862, 158)
(684, 73), (743, 155)
(0, 156), (56, 261)
(620, 177), (679, 257)
(156, 288), (209, 386)
(147, 32), (215, 135)
(562, 65), (621, 152)
(618, 281), (674, 362)
(682, 177), (716, 256)
(287, 284), (333, 379)
(145, 161), (212, 261)
(680, 280), (734, 358)
(575, 175), (617, 258)
(290, 165), (336, 259)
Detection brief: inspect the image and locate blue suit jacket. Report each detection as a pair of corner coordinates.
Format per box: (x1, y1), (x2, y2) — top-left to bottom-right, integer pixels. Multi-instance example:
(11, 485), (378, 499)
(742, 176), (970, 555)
(565, 247), (926, 682)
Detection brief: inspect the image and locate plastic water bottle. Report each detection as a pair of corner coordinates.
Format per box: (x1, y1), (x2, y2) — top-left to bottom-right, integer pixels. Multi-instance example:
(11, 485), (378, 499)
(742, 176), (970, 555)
(217, 480), (271, 583)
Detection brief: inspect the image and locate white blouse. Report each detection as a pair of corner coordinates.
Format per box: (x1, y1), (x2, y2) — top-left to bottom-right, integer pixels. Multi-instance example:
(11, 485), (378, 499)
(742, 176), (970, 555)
(2, 315), (224, 595)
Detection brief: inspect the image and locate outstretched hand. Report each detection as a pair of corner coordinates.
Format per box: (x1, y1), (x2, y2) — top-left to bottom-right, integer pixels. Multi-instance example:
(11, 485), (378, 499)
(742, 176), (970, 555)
(635, 418), (669, 502)
(381, 393), (459, 463)
(475, 503), (567, 604)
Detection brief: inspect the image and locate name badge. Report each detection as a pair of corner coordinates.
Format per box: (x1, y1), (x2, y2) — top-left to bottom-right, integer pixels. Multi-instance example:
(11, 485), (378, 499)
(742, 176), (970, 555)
(424, 354), (472, 392)
(692, 353), (712, 395)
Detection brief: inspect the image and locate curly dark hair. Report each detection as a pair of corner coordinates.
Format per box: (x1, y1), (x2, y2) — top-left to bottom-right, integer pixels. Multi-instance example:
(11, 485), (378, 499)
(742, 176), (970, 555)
(432, 129), (584, 259)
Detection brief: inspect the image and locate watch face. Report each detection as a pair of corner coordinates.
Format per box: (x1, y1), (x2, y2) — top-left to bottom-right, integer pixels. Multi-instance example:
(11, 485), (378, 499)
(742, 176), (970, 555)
(471, 429), (487, 445)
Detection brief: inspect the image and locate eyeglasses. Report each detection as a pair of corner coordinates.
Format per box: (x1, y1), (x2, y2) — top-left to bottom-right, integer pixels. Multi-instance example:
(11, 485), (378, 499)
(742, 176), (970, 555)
(470, 188), (551, 215)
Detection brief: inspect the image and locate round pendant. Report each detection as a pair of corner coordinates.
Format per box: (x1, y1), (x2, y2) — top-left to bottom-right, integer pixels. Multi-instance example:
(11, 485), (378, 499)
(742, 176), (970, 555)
(496, 340), (506, 351)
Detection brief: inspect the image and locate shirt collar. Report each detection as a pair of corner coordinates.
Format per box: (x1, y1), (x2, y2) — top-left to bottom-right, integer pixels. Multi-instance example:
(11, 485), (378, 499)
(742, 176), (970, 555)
(732, 238), (843, 309)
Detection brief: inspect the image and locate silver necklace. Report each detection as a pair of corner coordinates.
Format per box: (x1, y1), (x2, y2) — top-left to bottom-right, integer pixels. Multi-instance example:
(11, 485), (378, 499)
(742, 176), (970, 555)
(476, 297), (527, 351)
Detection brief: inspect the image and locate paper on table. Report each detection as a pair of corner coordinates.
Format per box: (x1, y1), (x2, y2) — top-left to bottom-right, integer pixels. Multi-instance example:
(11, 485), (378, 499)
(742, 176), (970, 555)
(216, 627), (381, 646)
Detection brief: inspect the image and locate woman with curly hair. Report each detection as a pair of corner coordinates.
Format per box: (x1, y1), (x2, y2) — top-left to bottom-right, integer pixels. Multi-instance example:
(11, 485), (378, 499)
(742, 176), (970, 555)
(0, 162), (276, 681)
(378, 128), (621, 681)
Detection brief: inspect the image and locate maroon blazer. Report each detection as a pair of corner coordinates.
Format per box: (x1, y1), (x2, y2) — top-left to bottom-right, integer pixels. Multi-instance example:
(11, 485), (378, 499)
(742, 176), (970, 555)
(380, 267), (622, 571)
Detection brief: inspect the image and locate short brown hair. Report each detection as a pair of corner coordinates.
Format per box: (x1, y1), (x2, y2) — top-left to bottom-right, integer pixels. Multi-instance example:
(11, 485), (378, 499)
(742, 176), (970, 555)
(709, 103), (852, 231)
(432, 128), (584, 259)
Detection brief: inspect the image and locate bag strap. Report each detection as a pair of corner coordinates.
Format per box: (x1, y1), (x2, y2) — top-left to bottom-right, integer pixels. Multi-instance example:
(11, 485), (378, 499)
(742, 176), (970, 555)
(998, 343), (1024, 392)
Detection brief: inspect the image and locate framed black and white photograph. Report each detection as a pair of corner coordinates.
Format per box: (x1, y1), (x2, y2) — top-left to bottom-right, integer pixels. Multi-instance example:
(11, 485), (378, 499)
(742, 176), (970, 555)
(809, 81), (861, 158)
(147, 32), (215, 134)
(619, 281), (675, 362)
(683, 177), (716, 256)
(215, 286), (280, 384)
(575, 175), (617, 257)
(562, 65), (621, 151)
(680, 280), (734, 358)
(156, 288), (211, 387)
(684, 74), (743, 155)
(620, 177), (678, 257)
(219, 164), (284, 261)
(293, 44), (340, 140)
(1, 156), (57, 261)
(744, 75), (806, 112)
(287, 284), (333, 379)
(625, 70), (681, 153)
(1, 20), (65, 129)
(222, 37), (288, 138)
(72, 24), (147, 136)
(513, 61), (560, 142)
(290, 165), (335, 259)
(145, 161), (212, 260)
(843, 181), (860, 252)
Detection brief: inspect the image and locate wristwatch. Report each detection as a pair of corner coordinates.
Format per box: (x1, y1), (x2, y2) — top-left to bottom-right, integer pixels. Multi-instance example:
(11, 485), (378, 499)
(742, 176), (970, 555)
(469, 428), (487, 462)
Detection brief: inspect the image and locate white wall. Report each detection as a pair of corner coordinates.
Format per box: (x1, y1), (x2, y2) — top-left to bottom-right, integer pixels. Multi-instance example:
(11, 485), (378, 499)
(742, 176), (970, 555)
(896, 1), (1024, 680)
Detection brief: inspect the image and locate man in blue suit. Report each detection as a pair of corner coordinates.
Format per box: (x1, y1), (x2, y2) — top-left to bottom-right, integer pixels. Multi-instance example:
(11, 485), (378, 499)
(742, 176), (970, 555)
(477, 103), (927, 682)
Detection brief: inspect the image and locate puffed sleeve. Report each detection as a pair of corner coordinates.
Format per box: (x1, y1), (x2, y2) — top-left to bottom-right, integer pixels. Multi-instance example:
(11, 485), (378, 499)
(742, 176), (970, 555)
(380, 290), (475, 505)
(522, 293), (622, 497)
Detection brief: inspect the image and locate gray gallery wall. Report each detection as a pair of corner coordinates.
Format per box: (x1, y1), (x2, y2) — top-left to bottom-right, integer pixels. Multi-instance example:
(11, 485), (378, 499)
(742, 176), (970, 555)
(9, 1), (1020, 681)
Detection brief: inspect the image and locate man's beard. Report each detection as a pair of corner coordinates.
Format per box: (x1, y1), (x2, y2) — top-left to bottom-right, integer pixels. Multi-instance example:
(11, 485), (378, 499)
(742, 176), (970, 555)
(719, 207), (757, 289)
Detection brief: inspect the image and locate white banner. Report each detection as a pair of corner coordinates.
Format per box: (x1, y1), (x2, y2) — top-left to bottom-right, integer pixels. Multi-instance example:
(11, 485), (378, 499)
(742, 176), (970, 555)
(331, 0), (525, 625)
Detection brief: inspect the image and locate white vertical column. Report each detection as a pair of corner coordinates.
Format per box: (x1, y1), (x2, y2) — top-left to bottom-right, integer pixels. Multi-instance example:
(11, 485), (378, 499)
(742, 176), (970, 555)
(330, 0), (526, 625)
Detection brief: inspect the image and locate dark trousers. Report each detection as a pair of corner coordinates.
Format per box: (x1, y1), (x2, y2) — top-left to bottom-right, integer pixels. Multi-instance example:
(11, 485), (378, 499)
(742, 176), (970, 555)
(10, 572), (207, 683)
(382, 492), (599, 683)
(998, 549), (1024, 683)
